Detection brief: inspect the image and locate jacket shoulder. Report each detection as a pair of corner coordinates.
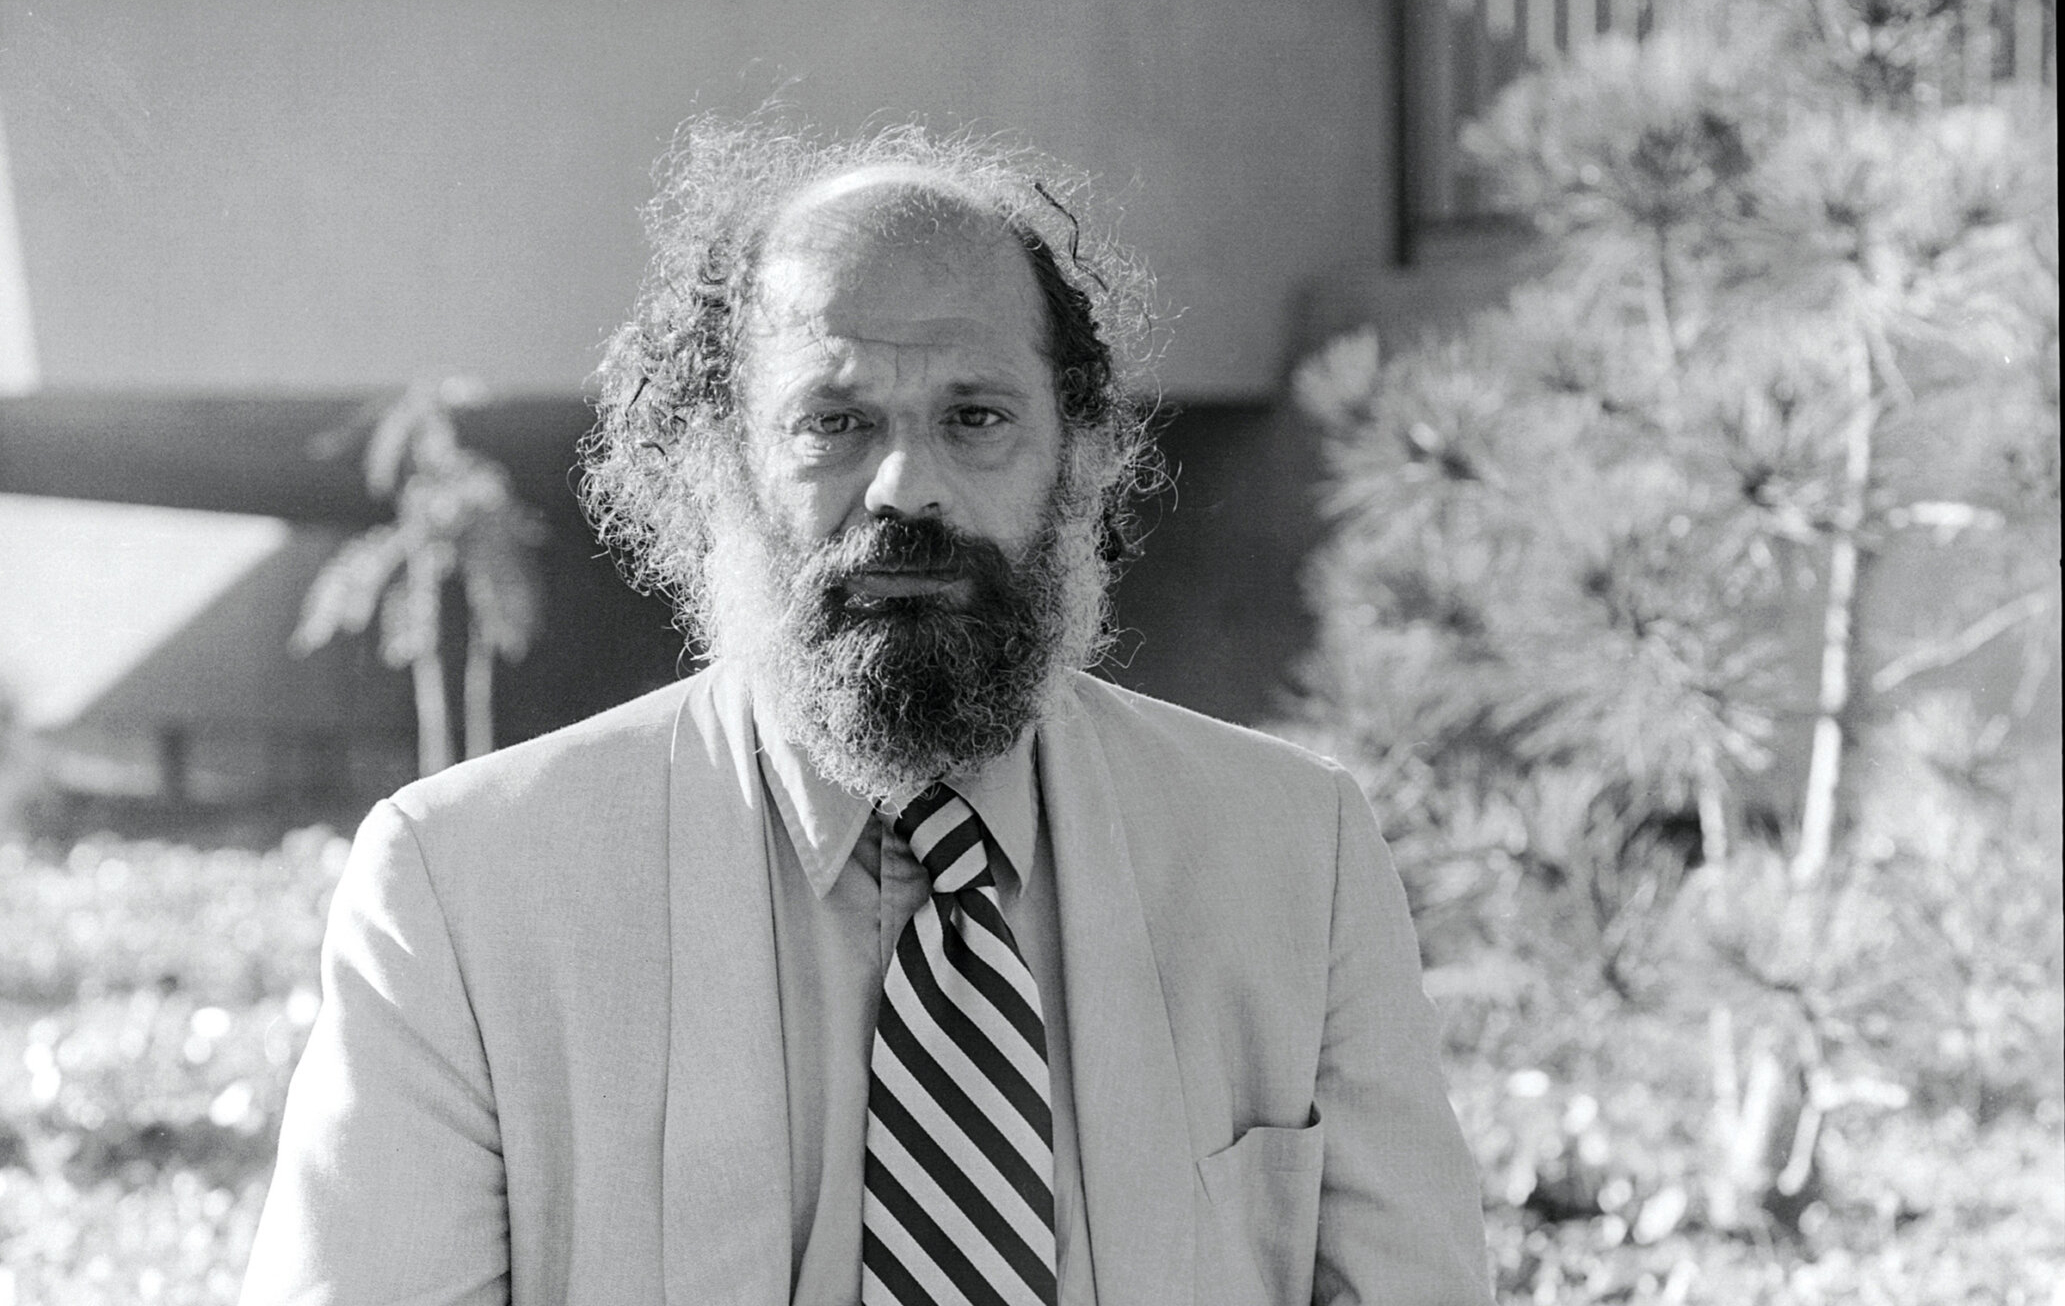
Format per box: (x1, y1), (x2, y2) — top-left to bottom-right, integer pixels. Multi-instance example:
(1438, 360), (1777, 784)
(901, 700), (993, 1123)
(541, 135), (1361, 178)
(386, 677), (696, 827)
(1060, 672), (1363, 864)
(1064, 671), (1350, 791)
(354, 675), (716, 960)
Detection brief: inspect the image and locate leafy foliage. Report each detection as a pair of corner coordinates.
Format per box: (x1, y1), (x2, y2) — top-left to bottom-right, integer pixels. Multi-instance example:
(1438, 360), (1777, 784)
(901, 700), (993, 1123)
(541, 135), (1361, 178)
(1292, 0), (2060, 1295)
(295, 377), (544, 774)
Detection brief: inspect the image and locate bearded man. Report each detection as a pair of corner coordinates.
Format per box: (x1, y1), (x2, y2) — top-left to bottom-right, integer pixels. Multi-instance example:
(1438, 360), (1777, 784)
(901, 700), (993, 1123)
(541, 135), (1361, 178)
(244, 119), (1490, 1306)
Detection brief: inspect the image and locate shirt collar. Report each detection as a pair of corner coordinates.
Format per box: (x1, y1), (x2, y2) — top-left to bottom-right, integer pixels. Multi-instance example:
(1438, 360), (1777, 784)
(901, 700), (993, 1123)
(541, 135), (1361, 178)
(754, 695), (1040, 900)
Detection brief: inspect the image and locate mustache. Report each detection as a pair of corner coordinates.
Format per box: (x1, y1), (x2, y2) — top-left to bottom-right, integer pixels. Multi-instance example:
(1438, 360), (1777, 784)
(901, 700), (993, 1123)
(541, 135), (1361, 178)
(807, 516), (1011, 586)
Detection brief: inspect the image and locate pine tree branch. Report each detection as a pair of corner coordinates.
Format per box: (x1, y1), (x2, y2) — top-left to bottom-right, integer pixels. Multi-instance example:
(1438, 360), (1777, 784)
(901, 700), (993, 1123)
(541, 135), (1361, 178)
(1869, 588), (2056, 694)
(1792, 327), (1878, 887)
(1647, 222), (1684, 386)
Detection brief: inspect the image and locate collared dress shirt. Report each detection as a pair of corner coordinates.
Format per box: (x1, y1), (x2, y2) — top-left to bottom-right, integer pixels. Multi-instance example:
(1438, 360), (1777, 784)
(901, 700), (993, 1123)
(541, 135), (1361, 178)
(756, 719), (1097, 1304)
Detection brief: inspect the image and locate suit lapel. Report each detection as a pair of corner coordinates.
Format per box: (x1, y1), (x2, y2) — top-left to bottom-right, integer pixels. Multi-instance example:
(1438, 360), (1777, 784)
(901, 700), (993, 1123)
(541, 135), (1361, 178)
(1041, 684), (1196, 1304)
(661, 666), (792, 1305)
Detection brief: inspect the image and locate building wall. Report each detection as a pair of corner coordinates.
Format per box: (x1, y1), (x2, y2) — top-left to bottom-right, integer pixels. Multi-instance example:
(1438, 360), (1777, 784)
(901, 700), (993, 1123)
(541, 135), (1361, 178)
(0, 0), (1396, 398)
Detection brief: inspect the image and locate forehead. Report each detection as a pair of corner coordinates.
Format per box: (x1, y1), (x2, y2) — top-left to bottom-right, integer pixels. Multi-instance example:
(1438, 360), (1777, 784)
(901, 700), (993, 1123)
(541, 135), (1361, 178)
(740, 180), (1050, 390)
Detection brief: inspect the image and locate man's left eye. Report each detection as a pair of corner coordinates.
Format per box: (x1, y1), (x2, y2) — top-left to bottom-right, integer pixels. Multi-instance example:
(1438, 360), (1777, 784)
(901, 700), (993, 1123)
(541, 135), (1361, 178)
(949, 407), (1008, 429)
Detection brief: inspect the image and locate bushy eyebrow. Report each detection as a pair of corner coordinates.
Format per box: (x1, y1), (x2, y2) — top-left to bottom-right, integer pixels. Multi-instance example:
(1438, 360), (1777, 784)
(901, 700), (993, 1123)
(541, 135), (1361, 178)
(785, 377), (1035, 406)
(791, 379), (862, 405)
(945, 379), (1032, 403)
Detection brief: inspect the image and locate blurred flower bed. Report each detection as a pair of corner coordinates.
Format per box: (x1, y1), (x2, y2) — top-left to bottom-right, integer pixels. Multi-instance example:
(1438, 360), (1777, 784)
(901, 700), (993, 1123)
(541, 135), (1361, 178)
(0, 828), (343, 1304)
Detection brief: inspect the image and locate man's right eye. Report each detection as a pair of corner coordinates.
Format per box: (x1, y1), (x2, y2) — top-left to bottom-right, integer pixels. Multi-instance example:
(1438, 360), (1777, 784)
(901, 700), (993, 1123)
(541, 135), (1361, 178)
(799, 411), (867, 437)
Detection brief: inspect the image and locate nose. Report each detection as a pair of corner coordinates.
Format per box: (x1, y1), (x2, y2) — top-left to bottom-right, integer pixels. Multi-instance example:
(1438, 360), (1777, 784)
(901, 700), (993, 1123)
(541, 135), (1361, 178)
(861, 432), (947, 520)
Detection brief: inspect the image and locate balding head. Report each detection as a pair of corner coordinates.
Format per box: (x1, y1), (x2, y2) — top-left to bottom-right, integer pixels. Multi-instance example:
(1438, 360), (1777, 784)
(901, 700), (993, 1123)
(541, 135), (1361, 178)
(773, 162), (997, 239)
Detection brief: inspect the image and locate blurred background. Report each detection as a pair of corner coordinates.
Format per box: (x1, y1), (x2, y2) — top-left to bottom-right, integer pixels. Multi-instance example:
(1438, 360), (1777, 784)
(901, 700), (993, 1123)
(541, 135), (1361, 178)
(0, 1), (2057, 1302)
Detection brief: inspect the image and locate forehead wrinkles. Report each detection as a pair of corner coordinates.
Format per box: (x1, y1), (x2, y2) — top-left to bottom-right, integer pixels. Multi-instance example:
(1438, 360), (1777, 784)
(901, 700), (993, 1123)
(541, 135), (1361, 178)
(741, 260), (1038, 400)
(760, 334), (988, 402)
(739, 177), (1048, 398)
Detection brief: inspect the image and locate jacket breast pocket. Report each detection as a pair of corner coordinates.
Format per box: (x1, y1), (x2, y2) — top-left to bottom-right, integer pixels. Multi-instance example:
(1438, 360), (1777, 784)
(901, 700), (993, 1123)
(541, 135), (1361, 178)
(1195, 1112), (1326, 1306)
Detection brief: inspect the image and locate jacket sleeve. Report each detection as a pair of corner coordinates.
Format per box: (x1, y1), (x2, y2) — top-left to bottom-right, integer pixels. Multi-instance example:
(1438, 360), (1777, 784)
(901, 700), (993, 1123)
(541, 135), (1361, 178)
(1313, 767), (1492, 1305)
(241, 800), (511, 1306)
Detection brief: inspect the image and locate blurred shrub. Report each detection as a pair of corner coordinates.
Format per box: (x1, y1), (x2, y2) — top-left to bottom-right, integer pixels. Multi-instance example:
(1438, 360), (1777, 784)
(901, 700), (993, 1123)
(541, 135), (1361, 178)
(0, 1168), (266, 1306)
(0, 827), (343, 1303)
(0, 830), (340, 1006)
(1423, 704), (2064, 1302)
(1452, 1046), (2064, 1304)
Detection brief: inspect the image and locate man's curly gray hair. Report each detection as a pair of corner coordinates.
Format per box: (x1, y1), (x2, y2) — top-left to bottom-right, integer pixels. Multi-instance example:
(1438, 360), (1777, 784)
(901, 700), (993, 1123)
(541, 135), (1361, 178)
(579, 113), (1162, 647)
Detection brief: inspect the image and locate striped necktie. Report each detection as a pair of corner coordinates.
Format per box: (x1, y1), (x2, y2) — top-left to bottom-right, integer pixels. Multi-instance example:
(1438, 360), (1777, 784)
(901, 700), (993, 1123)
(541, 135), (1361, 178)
(862, 783), (1057, 1306)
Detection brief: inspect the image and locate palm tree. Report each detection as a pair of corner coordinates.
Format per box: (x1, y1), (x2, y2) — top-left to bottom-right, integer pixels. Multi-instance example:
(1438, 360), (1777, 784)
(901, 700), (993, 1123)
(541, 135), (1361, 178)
(293, 378), (543, 776)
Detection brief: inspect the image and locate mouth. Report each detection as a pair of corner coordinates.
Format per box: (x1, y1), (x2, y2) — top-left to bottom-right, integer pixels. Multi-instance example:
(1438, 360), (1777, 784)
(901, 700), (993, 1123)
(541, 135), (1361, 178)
(840, 566), (978, 606)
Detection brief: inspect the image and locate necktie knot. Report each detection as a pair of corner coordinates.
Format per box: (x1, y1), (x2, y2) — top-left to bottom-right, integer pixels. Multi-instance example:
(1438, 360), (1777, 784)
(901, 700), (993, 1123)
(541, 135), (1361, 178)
(892, 783), (992, 894)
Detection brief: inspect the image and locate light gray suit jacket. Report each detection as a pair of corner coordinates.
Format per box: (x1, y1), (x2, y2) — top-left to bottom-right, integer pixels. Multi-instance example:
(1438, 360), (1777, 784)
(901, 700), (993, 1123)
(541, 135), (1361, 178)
(243, 663), (1489, 1304)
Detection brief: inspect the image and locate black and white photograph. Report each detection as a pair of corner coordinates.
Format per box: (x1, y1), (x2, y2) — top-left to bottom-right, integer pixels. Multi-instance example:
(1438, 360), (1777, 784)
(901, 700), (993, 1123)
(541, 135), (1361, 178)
(0, 1), (2057, 1302)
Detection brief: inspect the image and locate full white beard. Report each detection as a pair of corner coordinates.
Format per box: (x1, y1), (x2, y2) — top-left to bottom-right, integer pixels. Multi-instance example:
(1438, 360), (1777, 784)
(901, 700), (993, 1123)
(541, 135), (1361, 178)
(700, 492), (1109, 803)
